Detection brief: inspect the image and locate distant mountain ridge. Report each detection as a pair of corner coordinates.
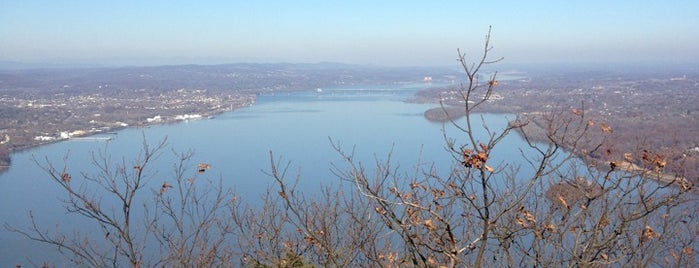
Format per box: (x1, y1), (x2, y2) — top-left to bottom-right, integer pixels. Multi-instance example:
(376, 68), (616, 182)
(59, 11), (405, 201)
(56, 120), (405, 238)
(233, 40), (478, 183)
(0, 62), (456, 94)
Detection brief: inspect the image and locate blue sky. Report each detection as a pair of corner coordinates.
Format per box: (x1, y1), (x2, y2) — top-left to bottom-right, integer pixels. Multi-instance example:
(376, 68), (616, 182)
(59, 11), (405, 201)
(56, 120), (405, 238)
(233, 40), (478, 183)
(1, 0), (697, 66)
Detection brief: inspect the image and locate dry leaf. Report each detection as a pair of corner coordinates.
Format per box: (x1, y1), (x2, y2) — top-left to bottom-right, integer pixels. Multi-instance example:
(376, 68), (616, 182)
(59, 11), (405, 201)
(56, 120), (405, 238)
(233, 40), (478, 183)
(679, 179), (692, 192)
(643, 225), (659, 240)
(654, 156), (667, 169)
(476, 152), (488, 162)
(599, 123), (613, 133)
(410, 181), (421, 189)
(557, 194), (569, 209)
(160, 181), (173, 194)
(198, 162), (212, 173)
(375, 207), (386, 215)
(670, 251), (680, 262)
(479, 143), (489, 152)
(572, 108), (582, 116)
(524, 211), (536, 223)
(599, 215), (610, 227)
(61, 173), (71, 183)
(427, 256), (437, 265)
(424, 219), (436, 230)
(198, 163), (211, 169)
(682, 247), (694, 255)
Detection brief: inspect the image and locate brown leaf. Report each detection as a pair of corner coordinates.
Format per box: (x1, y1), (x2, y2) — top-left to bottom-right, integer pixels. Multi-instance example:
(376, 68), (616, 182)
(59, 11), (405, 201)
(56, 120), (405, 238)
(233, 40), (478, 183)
(462, 148), (472, 156)
(599, 123), (613, 133)
(557, 194), (569, 209)
(427, 255), (437, 265)
(654, 155), (667, 169)
(61, 173), (71, 183)
(476, 152), (489, 162)
(679, 179), (692, 192)
(387, 252), (397, 262)
(479, 143), (489, 152)
(423, 219), (436, 230)
(682, 246), (694, 255)
(410, 181), (421, 189)
(160, 181), (173, 194)
(643, 225), (659, 240)
(670, 251), (680, 262)
(431, 189), (445, 198)
(374, 207), (386, 215)
(572, 108), (582, 116)
(599, 215), (610, 227)
(471, 159), (482, 169)
(198, 163), (212, 173)
(524, 211), (536, 223)
(198, 163), (211, 169)
(642, 150), (652, 162)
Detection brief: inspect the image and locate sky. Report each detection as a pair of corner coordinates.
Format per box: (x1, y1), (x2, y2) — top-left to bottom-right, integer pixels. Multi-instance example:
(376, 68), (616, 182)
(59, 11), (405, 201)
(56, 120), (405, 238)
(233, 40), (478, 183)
(1, 0), (698, 67)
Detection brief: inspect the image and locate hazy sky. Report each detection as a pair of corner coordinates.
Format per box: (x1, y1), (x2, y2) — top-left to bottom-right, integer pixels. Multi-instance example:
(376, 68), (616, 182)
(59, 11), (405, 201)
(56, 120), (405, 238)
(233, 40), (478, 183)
(1, 0), (698, 66)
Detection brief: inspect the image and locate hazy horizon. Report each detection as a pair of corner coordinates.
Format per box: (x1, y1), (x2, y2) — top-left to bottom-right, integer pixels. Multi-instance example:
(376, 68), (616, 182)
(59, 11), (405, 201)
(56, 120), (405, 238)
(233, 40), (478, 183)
(2, 1), (698, 67)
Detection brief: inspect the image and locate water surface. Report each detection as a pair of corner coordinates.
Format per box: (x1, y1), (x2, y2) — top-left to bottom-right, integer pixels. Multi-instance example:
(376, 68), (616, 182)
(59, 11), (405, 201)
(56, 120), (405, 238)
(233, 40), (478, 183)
(0, 85), (525, 265)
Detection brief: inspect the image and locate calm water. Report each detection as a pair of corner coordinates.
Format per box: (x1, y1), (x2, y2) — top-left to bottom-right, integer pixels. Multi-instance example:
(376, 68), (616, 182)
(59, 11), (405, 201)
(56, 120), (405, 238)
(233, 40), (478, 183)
(0, 84), (527, 265)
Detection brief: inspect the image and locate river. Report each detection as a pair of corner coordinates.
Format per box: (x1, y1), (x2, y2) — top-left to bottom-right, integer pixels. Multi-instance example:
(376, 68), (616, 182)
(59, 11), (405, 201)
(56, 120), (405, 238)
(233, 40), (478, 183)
(0, 83), (528, 266)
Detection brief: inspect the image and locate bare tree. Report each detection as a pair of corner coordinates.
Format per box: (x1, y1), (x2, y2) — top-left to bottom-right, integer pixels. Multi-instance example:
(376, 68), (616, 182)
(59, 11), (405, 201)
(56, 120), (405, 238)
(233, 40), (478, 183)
(150, 150), (238, 267)
(6, 139), (243, 267)
(6, 138), (168, 267)
(288, 26), (698, 267)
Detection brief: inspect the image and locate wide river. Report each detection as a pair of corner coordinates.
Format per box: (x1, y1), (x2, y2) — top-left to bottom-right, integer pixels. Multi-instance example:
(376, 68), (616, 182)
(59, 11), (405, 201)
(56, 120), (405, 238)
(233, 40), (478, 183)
(0, 83), (528, 265)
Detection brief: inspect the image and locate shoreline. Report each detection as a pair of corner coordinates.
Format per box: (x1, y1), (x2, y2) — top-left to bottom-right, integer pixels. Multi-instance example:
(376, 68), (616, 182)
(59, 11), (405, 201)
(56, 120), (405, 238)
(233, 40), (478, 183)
(0, 101), (255, 174)
(422, 105), (694, 190)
